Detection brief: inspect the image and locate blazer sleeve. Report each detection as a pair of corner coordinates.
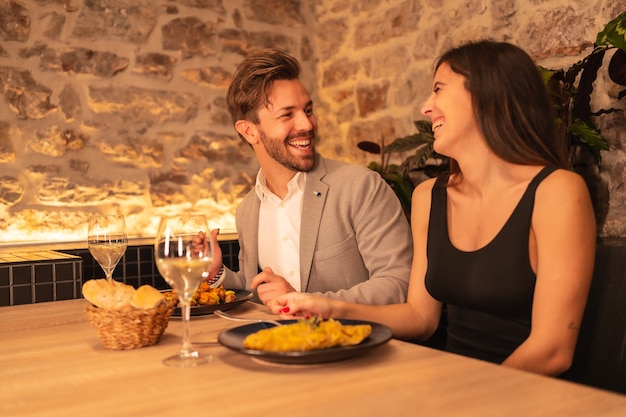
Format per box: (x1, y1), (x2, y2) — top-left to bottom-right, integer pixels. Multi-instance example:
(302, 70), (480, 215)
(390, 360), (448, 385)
(303, 163), (413, 304)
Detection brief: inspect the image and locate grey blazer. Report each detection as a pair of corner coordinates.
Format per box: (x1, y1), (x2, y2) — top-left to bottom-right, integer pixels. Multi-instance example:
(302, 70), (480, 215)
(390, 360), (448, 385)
(222, 154), (413, 305)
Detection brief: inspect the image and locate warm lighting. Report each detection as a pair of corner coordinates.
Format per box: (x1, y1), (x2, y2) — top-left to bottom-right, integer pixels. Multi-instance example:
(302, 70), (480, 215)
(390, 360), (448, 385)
(0, 199), (237, 250)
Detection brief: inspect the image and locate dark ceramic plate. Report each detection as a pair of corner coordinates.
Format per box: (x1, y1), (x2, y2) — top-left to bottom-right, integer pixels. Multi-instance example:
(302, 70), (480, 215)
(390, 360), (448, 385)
(169, 289), (254, 317)
(218, 319), (392, 364)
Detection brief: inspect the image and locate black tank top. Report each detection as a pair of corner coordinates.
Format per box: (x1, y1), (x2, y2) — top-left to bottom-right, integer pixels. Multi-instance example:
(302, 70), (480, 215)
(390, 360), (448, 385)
(425, 166), (556, 363)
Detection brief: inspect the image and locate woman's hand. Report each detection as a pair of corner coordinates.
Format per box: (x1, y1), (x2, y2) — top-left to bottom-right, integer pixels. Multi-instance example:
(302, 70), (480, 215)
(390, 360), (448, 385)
(268, 292), (336, 319)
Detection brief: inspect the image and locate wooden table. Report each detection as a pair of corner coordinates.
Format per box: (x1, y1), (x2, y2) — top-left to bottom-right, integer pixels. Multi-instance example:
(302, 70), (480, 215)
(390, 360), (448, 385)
(2, 299), (626, 417)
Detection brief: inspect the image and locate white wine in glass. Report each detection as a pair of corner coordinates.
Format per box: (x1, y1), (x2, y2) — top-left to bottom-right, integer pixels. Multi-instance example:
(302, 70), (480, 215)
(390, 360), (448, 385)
(88, 214), (128, 282)
(155, 214), (213, 367)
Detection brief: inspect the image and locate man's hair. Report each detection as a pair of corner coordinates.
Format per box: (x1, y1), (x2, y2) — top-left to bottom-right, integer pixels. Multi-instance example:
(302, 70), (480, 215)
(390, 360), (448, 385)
(435, 40), (567, 180)
(226, 48), (301, 137)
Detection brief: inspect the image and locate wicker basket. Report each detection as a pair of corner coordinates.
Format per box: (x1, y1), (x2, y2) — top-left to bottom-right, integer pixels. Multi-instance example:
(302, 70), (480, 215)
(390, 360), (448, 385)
(85, 299), (176, 350)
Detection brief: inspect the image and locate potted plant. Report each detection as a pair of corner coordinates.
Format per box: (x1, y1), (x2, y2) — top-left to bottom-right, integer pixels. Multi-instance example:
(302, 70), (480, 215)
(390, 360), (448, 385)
(539, 11), (626, 226)
(357, 119), (447, 217)
(539, 11), (626, 169)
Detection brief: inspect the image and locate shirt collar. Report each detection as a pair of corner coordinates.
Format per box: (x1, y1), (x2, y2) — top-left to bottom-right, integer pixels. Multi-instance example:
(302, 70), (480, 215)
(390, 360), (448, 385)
(255, 169), (307, 203)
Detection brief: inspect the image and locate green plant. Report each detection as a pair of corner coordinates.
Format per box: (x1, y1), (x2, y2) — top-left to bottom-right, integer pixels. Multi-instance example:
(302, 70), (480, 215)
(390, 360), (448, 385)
(539, 11), (626, 169)
(357, 120), (447, 216)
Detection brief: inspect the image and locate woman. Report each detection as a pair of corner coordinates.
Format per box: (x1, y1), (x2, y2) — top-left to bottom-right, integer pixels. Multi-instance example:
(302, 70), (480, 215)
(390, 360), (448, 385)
(269, 40), (597, 376)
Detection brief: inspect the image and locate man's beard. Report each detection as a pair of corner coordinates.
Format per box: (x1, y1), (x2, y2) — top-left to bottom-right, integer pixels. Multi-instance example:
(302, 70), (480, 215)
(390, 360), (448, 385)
(259, 130), (316, 172)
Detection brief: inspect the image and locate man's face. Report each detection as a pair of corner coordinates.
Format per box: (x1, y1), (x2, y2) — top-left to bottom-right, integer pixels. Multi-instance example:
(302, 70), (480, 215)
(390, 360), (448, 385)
(255, 79), (317, 172)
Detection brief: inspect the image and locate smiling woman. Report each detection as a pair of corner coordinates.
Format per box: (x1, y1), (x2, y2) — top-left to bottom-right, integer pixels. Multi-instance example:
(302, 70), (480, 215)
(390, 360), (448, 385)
(270, 40), (597, 378)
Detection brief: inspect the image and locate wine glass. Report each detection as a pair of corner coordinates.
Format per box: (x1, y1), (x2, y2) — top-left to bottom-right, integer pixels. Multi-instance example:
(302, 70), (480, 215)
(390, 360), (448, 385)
(154, 214), (213, 367)
(88, 214), (128, 282)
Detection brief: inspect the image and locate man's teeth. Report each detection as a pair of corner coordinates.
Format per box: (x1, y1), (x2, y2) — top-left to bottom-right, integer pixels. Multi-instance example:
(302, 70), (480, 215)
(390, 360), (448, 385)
(432, 120), (444, 132)
(289, 139), (311, 147)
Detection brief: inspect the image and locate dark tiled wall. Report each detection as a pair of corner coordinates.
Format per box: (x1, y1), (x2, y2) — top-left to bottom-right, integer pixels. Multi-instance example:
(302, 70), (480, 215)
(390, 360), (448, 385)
(0, 251), (83, 306)
(0, 239), (240, 307)
(64, 239), (240, 290)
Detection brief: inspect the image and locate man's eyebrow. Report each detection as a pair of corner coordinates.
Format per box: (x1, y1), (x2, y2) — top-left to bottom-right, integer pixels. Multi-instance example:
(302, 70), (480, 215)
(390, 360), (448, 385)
(273, 100), (314, 113)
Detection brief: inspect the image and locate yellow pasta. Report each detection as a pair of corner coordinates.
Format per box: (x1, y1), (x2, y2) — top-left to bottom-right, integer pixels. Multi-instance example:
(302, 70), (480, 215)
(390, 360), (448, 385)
(243, 319), (372, 352)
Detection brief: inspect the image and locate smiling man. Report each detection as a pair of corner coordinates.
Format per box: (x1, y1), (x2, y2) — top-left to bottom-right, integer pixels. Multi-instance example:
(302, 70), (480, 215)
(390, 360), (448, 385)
(206, 48), (412, 308)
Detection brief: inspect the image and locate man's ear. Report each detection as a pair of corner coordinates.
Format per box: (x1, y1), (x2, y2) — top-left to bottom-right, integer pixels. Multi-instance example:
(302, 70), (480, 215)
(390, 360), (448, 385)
(235, 120), (259, 145)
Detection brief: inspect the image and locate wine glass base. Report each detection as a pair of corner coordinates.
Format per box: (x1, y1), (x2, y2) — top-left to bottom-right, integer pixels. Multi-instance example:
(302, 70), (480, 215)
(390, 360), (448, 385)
(162, 350), (211, 367)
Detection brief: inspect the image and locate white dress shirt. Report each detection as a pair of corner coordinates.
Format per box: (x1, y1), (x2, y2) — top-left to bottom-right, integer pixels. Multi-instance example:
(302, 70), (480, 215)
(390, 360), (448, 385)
(255, 170), (305, 291)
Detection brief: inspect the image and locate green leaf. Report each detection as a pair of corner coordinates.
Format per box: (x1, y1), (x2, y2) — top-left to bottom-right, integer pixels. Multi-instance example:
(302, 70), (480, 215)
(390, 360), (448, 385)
(569, 119), (610, 151)
(384, 133), (432, 154)
(596, 11), (626, 51)
(537, 66), (560, 84)
(413, 120), (435, 137)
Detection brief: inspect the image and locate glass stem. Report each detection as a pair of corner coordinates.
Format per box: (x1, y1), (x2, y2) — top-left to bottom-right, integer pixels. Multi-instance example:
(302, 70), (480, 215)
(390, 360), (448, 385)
(180, 301), (193, 354)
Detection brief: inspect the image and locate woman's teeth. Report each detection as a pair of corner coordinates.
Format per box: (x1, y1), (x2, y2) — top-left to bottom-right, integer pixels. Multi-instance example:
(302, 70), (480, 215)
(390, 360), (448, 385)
(432, 120), (444, 132)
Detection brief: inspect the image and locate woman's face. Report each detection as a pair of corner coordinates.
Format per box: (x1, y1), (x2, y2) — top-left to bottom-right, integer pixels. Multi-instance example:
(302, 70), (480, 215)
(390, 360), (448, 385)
(420, 62), (480, 157)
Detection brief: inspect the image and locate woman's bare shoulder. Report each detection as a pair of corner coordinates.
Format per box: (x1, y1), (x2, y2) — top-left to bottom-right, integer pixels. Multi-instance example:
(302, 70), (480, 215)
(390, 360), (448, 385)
(539, 168), (590, 197)
(412, 177), (437, 201)
(411, 178), (437, 217)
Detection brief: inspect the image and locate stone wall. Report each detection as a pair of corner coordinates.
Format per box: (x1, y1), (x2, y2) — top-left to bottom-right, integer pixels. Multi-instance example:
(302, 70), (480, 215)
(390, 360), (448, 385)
(0, 0), (316, 244)
(0, 0), (625, 247)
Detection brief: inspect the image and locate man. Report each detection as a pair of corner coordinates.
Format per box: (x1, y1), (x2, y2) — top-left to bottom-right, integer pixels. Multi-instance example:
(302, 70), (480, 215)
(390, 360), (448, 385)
(205, 48), (412, 307)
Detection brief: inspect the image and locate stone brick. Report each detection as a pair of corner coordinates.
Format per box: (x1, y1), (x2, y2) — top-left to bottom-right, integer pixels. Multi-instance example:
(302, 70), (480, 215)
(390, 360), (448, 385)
(353, 1), (422, 50)
(347, 116), (400, 153)
(42, 12), (66, 40)
(521, 6), (595, 59)
(0, 1), (30, 42)
(40, 47), (129, 77)
(181, 66), (232, 87)
(69, 159), (90, 174)
(322, 59), (360, 87)
(93, 135), (164, 168)
(178, 0), (225, 13)
(364, 46), (411, 79)
(0, 176), (23, 205)
(27, 126), (85, 157)
(317, 17), (349, 57)
(71, 1), (158, 44)
(0, 66), (56, 119)
(356, 82), (389, 117)
(133, 53), (177, 80)
(243, 0), (305, 26)
(218, 28), (294, 55)
(19, 42), (47, 59)
(162, 17), (218, 58)
(87, 86), (199, 124)
(36, 177), (145, 204)
(0, 122), (15, 162)
(179, 130), (252, 165)
(59, 84), (81, 121)
(26, 165), (60, 176)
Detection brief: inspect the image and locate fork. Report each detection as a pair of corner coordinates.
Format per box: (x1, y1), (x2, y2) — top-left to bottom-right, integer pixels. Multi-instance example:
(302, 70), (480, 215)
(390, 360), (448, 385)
(213, 309), (282, 327)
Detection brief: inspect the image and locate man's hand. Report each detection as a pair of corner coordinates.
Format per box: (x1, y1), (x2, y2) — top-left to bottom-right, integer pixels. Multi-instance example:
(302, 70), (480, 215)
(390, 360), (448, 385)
(195, 229), (223, 282)
(251, 267), (296, 305)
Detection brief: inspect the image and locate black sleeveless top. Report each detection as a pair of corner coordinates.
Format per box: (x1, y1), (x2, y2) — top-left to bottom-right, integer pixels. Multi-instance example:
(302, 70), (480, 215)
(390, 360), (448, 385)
(425, 166), (556, 363)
